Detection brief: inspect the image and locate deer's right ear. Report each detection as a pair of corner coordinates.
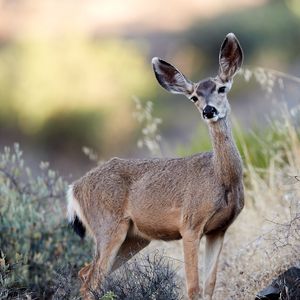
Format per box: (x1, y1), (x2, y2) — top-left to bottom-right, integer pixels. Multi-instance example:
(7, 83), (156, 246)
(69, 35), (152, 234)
(218, 33), (243, 81)
(152, 57), (194, 95)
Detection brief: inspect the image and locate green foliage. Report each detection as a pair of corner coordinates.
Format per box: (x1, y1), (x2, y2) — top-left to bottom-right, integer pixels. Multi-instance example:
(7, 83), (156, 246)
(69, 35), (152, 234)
(38, 110), (105, 153)
(0, 254), (31, 299)
(100, 291), (117, 300)
(185, 0), (300, 70)
(0, 144), (92, 298)
(0, 37), (153, 153)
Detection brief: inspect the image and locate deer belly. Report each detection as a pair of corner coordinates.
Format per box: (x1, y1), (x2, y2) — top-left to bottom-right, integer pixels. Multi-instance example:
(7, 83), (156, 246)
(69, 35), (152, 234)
(129, 208), (182, 241)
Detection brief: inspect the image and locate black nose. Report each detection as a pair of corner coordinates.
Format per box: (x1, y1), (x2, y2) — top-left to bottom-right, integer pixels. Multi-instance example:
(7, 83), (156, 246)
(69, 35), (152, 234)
(203, 105), (218, 119)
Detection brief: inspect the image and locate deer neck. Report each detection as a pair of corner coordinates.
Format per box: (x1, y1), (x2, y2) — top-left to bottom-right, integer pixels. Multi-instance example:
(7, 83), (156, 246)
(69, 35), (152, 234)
(208, 115), (242, 187)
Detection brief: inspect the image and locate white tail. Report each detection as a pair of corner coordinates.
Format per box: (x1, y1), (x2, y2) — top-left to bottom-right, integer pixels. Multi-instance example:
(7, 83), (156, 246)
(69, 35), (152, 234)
(67, 185), (76, 223)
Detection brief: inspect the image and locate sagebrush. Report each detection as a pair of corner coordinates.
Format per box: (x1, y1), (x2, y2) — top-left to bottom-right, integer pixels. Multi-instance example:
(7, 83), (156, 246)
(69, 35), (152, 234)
(0, 144), (91, 299)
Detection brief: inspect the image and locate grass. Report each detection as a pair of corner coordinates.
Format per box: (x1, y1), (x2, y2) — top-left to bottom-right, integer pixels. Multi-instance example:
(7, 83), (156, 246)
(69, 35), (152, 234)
(214, 105), (300, 299)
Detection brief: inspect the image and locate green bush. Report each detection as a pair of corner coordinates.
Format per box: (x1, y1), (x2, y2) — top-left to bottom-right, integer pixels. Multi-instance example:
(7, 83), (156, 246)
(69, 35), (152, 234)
(0, 144), (92, 299)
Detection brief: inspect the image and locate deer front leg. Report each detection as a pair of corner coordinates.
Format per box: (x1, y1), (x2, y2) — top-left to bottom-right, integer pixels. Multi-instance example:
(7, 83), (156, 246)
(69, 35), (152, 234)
(182, 230), (201, 300)
(203, 231), (225, 300)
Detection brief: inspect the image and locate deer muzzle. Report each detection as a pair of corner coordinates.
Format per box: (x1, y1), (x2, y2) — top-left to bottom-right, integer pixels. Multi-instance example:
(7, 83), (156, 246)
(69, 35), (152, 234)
(203, 105), (218, 119)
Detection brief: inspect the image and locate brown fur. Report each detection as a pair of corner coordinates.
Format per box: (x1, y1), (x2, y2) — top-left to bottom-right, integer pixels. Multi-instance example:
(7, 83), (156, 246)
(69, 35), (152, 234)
(68, 33), (245, 300)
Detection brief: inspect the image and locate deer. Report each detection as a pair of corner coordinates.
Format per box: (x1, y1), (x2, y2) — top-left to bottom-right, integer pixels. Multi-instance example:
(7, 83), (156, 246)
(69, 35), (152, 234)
(67, 32), (244, 300)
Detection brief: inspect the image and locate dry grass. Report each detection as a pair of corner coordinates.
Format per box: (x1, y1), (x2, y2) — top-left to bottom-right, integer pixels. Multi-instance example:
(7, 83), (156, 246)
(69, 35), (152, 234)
(214, 106), (300, 299)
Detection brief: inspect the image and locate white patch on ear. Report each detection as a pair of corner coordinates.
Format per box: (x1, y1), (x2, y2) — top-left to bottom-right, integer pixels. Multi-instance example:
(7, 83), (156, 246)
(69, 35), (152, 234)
(152, 57), (160, 66)
(226, 32), (236, 39)
(151, 57), (163, 76)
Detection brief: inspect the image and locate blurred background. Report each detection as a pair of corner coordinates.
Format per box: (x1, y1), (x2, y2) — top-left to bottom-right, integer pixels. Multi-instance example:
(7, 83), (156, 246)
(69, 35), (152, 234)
(2, 1), (300, 299)
(0, 0), (300, 178)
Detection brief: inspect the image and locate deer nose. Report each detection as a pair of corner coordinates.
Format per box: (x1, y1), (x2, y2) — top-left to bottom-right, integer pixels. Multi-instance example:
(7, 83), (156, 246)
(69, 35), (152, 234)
(203, 105), (218, 119)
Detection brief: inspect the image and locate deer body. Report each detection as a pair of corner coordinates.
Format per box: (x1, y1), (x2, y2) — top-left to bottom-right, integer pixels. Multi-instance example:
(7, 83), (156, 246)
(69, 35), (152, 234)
(68, 33), (244, 300)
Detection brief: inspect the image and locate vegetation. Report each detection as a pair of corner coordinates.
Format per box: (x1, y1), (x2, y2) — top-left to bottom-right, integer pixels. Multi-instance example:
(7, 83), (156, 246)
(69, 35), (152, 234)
(183, 0), (300, 72)
(1, 1), (300, 297)
(0, 38), (153, 157)
(90, 252), (181, 300)
(214, 103), (300, 299)
(0, 144), (92, 299)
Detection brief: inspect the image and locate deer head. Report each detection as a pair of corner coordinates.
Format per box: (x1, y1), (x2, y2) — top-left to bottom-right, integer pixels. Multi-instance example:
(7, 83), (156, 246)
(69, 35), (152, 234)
(152, 33), (243, 123)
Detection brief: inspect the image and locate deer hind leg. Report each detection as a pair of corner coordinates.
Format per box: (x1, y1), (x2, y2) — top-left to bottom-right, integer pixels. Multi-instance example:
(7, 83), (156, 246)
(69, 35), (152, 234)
(111, 235), (150, 272)
(80, 219), (130, 300)
(203, 231), (225, 300)
(182, 230), (202, 300)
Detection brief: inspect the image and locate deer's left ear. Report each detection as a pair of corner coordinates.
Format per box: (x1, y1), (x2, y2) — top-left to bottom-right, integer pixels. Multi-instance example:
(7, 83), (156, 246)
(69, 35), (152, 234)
(219, 33), (243, 81)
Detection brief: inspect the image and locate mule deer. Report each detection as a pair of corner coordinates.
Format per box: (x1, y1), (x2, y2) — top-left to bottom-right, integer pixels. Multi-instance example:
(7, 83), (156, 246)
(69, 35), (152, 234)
(67, 33), (244, 300)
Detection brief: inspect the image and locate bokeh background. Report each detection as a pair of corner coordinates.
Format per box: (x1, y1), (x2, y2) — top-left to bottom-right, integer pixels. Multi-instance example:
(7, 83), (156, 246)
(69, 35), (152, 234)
(1, 0), (300, 178)
(1, 1), (300, 299)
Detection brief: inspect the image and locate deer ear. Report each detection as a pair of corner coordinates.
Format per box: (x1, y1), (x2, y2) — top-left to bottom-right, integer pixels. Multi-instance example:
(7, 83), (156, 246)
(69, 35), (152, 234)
(219, 33), (243, 81)
(152, 57), (194, 95)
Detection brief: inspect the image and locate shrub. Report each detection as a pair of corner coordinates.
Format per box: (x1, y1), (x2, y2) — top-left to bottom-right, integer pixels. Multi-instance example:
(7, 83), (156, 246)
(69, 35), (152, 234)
(0, 143), (92, 299)
(51, 264), (81, 300)
(0, 255), (31, 299)
(91, 252), (182, 300)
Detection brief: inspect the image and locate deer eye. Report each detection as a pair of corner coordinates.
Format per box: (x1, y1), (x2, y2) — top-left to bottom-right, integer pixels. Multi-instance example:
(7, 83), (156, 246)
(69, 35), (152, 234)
(218, 86), (226, 94)
(190, 96), (198, 102)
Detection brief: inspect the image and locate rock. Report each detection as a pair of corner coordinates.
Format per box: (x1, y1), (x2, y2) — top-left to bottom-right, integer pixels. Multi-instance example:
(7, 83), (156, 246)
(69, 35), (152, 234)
(256, 285), (280, 300)
(256, 266), (300, 300)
